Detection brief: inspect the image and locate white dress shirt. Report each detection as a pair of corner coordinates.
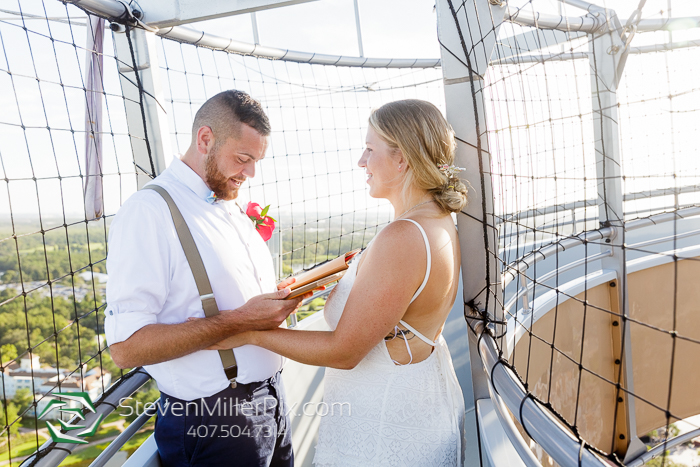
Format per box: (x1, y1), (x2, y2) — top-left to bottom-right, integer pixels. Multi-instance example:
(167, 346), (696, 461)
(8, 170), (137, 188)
(104, 157), (283, 401)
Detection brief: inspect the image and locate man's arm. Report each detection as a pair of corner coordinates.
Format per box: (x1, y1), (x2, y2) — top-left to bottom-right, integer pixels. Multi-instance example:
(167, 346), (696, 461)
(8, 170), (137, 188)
(109, 288), (302, 368)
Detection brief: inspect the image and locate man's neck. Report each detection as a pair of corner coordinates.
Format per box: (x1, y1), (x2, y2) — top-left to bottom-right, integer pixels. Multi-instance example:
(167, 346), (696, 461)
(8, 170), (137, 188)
(181, 147), (208, 186)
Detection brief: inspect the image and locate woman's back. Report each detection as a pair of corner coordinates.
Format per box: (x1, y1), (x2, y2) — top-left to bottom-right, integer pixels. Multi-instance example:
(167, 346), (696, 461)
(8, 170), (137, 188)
(315, 210), (464, 467)
(377, 212), (460, 364)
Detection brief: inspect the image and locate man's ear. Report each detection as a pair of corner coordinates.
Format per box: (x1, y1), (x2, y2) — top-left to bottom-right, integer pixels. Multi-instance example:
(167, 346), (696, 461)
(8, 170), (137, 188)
(196, 126), (214, 155)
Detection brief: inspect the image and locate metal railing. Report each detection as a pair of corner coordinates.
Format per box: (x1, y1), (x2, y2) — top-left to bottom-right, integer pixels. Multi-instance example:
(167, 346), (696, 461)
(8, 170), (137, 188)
(23, 370), (152, 467)
(477, 321), (610, 467)
(89, 402), (158, 467)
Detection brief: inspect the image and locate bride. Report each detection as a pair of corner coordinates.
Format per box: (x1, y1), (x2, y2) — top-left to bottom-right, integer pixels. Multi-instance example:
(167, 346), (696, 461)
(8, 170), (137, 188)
(211, 99), (468, 466)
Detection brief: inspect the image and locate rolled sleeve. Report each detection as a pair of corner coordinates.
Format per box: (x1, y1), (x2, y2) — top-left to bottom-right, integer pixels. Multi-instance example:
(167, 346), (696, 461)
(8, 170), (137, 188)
(104, 192), (173, 345)
(104, 302), (159, 345)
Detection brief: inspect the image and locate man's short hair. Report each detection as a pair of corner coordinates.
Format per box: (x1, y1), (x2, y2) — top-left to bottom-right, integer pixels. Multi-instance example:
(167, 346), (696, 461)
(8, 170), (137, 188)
(191, 90), (271, 146)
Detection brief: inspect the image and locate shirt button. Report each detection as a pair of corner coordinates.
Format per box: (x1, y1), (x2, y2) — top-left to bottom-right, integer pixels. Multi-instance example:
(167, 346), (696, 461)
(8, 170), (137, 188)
(109, 310), (113, 315)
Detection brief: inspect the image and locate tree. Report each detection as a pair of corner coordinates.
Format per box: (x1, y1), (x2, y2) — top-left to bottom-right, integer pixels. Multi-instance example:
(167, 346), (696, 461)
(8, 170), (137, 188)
(12, 388), (33, 415)
(645, 453), (683, 467)
(0, 401), (20, 436)
(1, 343), (17, 364)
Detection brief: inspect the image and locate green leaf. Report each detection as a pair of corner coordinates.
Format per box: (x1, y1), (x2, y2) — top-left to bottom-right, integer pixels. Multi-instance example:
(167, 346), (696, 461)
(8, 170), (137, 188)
(261, 205), (270, 217)
(267, 216), (277, 222)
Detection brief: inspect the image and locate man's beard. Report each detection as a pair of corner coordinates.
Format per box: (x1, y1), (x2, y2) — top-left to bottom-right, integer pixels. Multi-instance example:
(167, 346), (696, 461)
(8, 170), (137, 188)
(204, 147), (244, 201)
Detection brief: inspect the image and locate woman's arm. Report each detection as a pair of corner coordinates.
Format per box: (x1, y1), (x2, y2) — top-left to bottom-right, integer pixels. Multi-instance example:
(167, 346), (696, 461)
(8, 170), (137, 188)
(211, 221), (428, 369)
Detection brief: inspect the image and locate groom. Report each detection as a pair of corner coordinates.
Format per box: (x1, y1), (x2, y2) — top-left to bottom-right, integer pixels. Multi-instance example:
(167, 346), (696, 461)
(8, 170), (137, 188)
(105, 90), (300, 466)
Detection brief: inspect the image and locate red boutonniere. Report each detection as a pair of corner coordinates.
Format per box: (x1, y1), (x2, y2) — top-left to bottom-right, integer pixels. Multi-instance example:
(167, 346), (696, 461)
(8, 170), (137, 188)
(246, 202), (276, 242)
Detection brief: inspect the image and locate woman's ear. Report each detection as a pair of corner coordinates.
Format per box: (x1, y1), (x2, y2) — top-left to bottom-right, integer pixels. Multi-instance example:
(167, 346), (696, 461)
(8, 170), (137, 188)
(394, 149), (406, 171)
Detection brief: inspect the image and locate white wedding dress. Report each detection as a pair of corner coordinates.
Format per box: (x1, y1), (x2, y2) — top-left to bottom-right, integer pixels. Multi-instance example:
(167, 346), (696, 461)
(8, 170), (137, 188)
(313, 219), (465, 467)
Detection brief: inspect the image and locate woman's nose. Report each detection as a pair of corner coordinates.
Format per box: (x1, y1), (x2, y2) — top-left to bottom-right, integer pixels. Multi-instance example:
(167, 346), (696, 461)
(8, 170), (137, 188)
(358, 149), (368, 167)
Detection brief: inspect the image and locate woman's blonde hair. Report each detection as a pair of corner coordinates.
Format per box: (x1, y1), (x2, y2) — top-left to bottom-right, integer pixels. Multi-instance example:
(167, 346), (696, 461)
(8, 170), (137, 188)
(368, 99), (468, 214)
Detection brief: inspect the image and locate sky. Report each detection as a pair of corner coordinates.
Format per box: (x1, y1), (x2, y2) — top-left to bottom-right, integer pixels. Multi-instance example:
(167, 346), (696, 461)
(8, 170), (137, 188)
(0, 0), (698, 229)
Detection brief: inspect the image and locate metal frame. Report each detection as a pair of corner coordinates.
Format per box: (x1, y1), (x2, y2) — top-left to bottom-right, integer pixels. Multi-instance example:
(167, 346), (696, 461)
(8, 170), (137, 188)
(627, 427), (700, 467)
(504, 249), (613, 314)
(89, 402), (158, 467)
(24, 0), (700, 465)
(502, 227), (614, 284)
(476, 397), (540, 467)
(436, 0), (509, 464)
(505, 3), (699, 34)
(112, 26), (172, 188)
(155, 25), (441, 68)
(477, 321), (610, 467)
(506, 6), (604, 34)
(587, 14), (644, 456)
(352, 0), (364, 57)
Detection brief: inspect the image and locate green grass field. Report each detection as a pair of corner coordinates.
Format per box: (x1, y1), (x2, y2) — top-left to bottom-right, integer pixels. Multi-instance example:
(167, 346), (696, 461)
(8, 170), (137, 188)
(0, 434), (43, 463)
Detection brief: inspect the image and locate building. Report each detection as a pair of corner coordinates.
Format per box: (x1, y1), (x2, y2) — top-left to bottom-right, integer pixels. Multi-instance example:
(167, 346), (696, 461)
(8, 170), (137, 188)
(0, 355), (112, 407)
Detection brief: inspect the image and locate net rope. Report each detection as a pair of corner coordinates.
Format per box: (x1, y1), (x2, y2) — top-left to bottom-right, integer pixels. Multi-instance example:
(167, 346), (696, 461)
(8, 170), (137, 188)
(0, 1), (445, 464)
(3, 0), (700, 465)
(0, 1), (156, 463)
(156, 34), (444, 277)
(442, 0), (700, 465)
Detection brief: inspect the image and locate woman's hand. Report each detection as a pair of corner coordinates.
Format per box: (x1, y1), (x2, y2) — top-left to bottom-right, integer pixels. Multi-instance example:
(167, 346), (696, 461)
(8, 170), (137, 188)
(207, 331), (255, 350)
(276, 276), (326, 299)
(277, 276), (297, 290)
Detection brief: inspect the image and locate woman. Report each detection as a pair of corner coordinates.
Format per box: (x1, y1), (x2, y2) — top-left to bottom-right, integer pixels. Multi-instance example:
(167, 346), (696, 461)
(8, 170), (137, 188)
(212, 99), (468, 466)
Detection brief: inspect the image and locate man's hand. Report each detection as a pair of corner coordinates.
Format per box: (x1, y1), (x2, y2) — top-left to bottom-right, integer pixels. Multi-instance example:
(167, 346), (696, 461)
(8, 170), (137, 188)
(110, 288), (306, 368)
(227, 288), (305, 331)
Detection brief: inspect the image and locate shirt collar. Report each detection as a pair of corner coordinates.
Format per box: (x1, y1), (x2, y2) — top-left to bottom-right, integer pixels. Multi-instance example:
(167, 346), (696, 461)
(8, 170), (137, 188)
(169, 157), (220, 203)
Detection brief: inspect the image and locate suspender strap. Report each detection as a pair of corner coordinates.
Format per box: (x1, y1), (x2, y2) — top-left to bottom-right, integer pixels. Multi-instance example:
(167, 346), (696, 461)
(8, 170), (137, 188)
(143, 185), (238, 388)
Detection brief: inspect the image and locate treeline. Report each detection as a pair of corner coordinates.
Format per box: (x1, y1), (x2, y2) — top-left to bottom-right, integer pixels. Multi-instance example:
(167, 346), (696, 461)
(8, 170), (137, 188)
(278, 221), (384, 273)
(0, 226), (108, 284)
(0, 287), (120, 378)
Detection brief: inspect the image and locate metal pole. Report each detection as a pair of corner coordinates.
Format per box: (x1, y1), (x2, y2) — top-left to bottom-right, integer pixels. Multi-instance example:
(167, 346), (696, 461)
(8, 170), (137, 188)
(353, 0), (364, 58)
(588, 9), (645, 461)
(112, 26), (171, 187)
(436, 0), (506, 464)
(89, 402), (157, 467)
(251, 11), (260, 44)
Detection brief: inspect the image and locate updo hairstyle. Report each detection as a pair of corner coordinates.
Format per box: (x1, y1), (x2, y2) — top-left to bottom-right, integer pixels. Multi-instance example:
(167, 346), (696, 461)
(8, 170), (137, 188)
(368, 99), (468, 214)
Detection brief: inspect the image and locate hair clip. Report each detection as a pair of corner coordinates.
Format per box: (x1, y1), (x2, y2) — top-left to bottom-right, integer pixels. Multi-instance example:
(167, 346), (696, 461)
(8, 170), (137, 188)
(438, 164), (465, 178)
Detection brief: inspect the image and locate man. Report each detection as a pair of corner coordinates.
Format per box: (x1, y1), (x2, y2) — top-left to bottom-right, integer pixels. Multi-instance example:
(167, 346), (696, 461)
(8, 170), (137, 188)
(105, 90), (302, 466)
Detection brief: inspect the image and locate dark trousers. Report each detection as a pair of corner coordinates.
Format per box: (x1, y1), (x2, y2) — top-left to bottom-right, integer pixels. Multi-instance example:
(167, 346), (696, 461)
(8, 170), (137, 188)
(154, 372), (293, 467)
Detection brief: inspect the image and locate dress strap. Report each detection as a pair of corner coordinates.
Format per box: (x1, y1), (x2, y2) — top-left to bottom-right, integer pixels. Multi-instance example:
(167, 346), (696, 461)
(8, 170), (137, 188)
(395, 218), (431, 304)
(399, 319), (438, 347)
(393, 219), (438, 349)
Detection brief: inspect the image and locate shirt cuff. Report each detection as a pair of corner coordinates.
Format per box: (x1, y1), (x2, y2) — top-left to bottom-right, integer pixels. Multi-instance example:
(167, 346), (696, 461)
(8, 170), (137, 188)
(104, 305), (159, 345)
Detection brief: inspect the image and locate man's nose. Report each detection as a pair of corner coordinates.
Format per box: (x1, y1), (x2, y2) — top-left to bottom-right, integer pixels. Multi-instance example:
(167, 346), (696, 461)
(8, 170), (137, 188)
(242, 160), (256, 178)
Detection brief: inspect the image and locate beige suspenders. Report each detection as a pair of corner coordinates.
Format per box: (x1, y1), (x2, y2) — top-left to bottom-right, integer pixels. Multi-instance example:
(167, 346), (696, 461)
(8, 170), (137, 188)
(143, 185), (238, 388)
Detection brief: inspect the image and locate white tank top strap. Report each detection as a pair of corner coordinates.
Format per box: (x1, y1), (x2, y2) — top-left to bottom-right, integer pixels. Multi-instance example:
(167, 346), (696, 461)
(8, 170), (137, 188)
(399, 319), (438, 347)
(395, 218), (431, 304)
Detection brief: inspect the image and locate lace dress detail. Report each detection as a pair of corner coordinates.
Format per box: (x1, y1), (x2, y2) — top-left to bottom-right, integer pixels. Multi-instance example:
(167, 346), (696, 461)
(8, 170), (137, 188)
(313, 220), (465, 466)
